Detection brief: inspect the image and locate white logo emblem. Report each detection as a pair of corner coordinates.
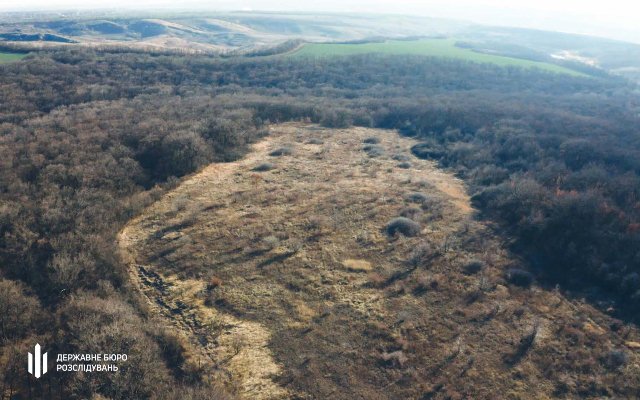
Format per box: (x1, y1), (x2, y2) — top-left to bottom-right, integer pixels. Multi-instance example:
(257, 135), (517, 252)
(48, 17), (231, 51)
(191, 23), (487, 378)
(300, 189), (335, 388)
(28, 344), (48, 378)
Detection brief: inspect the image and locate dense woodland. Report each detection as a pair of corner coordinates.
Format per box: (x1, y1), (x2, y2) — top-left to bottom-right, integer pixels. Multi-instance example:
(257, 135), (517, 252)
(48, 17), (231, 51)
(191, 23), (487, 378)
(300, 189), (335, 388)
(0, 49), (639, 398)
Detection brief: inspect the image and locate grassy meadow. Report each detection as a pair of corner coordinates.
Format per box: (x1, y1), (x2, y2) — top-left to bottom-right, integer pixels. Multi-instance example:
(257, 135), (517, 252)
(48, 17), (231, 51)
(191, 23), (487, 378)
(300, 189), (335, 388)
(0, 52), (26, 63)
(292, 38), (584, 76)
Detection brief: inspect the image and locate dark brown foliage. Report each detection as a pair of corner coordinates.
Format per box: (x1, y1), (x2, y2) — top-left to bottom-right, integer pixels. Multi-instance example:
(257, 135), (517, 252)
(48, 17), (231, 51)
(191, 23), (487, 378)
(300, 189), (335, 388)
(386, 217), (421, 237)
(0, 46), (638, 399)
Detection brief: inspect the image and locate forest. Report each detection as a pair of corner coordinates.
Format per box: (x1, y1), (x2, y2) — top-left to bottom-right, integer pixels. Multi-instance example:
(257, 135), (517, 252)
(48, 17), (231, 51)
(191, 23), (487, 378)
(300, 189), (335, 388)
(1, 48), (639, 398)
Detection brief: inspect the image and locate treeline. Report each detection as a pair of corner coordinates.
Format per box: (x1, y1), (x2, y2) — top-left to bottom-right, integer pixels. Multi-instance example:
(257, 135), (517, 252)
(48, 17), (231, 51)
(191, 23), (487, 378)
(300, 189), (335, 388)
(0, 62), (265, 398)
(0, 49), (639, 398)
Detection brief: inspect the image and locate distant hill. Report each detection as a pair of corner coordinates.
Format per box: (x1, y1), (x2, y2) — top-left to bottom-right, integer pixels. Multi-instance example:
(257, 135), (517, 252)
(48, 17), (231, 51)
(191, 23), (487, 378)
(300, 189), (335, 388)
(0, 12), (468, 54)
(1, 11), (639, 80)
(459, 26), (640, 81)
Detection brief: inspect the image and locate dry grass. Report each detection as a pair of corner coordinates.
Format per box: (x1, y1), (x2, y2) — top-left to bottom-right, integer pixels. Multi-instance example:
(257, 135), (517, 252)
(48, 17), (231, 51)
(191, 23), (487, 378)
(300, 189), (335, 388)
(119, 123), (640, 399)
(342, 259), (373, 272)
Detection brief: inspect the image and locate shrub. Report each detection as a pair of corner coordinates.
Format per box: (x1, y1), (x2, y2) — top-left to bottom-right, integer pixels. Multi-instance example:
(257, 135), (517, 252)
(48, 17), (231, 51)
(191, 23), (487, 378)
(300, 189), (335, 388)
(207, 276), (223, 290)
(320, 108), (352, 128)
(262, 235), (280, 249)
(379, 350), (408, 368)
(385, 217), (421, 237)
(411, 142), (445, 160)
(392, 154), (411, 162)
(408, 241), (437, 267)
(58, 294), (173, 399)
(362, 144), (384, 157)
(269, 146), (292, 157)
(506, 322), (539, 364)
(367, 272), (386, 287)
(158, 131), (211, 178)
(412, 275), (430, 295)
(603, 349), (628, 370)
(0, 279), (46, 339)
(252, 162), (275, 172)
(155, 329), (188, 377)
(304, 216), (327, 232)
(405, 192), (428, 203)
(464, 260), (485, 275)
(363, 137), (380, 144)
(506, 268), (534, 287)
(307, 138), (324, 144)
(399, 206), (421, 219)
(397, 161), (412, 169)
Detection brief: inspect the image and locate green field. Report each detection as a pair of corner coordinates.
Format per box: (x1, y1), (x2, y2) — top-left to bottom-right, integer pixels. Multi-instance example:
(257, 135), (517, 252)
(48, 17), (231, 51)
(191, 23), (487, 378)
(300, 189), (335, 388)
(0, 52), (26, 63)
(291, 39), (584, 76)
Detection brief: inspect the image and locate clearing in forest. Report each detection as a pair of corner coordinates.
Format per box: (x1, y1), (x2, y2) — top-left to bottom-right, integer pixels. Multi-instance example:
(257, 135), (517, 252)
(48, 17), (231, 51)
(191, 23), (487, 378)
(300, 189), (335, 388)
(119, 123), (640, 399)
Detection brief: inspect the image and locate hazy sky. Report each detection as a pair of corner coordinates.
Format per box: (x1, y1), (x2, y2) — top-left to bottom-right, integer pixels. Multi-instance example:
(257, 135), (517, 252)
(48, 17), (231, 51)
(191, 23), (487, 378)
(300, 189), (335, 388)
(1, 0), (639, 43)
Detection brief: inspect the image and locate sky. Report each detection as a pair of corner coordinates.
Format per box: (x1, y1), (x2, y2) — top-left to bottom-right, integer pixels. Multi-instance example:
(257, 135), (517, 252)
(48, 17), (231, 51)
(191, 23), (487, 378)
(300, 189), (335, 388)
(1, 0), (639, 43)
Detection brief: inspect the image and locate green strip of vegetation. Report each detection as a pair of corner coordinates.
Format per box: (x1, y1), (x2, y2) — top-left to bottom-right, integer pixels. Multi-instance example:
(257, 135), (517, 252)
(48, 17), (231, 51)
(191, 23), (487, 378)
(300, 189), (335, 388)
(0, 52), (27, 63)
(291, 39), (584, 76)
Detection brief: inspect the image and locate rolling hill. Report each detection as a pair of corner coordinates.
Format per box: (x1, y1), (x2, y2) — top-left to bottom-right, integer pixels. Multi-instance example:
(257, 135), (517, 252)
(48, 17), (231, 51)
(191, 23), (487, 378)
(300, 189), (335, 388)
(291, 39), (585, 76)
(1, 11), (640, 79)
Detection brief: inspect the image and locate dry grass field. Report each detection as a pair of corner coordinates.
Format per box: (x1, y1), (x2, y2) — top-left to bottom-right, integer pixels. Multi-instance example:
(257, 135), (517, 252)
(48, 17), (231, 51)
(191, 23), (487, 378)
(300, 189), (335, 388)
(118, 124), (640, 399)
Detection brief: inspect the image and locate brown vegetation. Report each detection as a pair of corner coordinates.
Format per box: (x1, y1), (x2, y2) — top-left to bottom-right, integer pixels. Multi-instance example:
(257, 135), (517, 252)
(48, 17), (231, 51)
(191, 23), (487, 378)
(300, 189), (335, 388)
(1, 47), (639, 399)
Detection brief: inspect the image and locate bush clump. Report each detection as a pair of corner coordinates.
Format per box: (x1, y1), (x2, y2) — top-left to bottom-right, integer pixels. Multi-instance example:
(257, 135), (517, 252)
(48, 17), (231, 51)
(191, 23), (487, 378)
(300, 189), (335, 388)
(363, 137), (380, 144)
(399, 206), (421, 219)
(397, 161), (412, 169)
(262, 235), (280, 249)
(506, 268), (534, 287)
(385, 217), (421, 237)
(363, 144), (384, 157)
(411, 142), (445, 160)
(207, 276), (223, 290)
(405, 192), (428, 203)
(392, 154), (411, 162)
(269, 146), (292, 157)
(464, 260), (485, 275)
(408, 241), (437, 267)
(252, 162), (275, 172)
(603, 349), (628, 370)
